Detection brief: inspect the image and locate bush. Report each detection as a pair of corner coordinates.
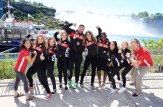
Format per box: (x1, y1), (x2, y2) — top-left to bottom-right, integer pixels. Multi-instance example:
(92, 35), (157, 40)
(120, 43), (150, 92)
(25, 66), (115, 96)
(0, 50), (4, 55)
(0, 52), (162, 79)
(0, 59), (16, 79)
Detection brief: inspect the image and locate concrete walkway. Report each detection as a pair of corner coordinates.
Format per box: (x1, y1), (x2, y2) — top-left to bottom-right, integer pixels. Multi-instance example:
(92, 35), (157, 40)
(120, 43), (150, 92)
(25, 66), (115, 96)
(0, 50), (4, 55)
(0, 78), (163, 107)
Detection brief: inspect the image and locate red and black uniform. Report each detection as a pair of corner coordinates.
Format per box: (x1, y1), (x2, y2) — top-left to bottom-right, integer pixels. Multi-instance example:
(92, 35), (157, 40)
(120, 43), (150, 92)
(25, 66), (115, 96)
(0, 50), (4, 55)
(107, 49), (121, 89)
(26, 43), (51, 94)
(119, 48), (133, 87)
(80, 40), (97, 86)
(133, 47), (153, 67)
(14, 49), (30, 72)
(96, 27), (110, 72)
(46, 46), (57, 90)
(54, 32), (70, 85)
(64, 23), (85, 83)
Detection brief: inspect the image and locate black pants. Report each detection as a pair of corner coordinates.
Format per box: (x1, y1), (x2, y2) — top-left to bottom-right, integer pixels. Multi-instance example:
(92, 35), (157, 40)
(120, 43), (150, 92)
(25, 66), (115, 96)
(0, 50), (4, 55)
(117, 70), (121, 81)
(97, 56), (108, 71)
(37, 61), (51, 94)
(47, 61), (56, 90)
(80, 56), (97, 84)
(57, 57), (68, 85)
(107, 67), (120, 81)
(68, 54), (82, 83)
(26, 61), (51, 94)
(108, 67), (121, 89)
(121, 66), (133, 87)
(26, 62), (37, 87)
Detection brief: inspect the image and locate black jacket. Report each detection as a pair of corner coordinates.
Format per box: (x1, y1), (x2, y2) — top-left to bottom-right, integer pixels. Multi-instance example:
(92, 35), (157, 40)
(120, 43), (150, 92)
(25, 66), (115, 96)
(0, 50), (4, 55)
(63, 23), (85, 55)
(107, 49), (121, 67)
(47, 46), (57, 62)
(119, 48), (131, 66)
(84, 40), (97, 58)
(96, 28), (110, 60)
(31, 43), (48, 65)
(54, 32), (70, 58)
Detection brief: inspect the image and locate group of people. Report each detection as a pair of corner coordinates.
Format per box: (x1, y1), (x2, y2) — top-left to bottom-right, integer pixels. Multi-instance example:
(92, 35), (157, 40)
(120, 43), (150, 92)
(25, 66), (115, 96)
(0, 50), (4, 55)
(13, 22), (153, 101)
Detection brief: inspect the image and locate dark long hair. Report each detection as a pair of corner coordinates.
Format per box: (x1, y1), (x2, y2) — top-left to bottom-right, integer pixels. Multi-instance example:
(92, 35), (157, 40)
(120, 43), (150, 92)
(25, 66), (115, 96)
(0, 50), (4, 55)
(20, 39), (31, 50)
(110, 41), (119, 53)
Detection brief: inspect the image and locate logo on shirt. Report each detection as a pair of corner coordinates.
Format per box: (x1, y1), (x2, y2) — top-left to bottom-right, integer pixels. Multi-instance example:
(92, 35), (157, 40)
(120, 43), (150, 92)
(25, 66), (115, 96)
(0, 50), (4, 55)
(98, 42), (109, 48)
(58, 41), (69, 48)
(70, 32), (84, 40)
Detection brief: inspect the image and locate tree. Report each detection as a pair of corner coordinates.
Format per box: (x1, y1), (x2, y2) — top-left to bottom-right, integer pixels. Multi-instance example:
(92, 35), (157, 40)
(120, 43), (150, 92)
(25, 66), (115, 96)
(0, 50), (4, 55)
(138, 11), (149, 18)
(33, 1), (37, 6)
(142, 38), (163, 50)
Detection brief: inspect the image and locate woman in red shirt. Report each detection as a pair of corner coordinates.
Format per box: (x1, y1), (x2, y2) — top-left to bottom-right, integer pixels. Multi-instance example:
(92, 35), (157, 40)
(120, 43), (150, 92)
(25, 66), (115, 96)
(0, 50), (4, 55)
(126, 39), (153, 97)
(14, 39), (37, 100)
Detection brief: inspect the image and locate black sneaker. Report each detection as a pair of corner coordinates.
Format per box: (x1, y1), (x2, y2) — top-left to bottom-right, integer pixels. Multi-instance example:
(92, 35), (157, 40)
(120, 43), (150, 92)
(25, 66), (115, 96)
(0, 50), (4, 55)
(65, 87), (68, 90)
(132, 93), (139, 97)
(91, 84), (95, 90)
(80, 83), (84, 88)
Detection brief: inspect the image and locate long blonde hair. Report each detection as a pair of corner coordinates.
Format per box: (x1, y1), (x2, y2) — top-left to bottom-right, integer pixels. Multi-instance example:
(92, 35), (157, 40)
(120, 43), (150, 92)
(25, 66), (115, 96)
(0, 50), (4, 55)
(60, 31), (69, 41)
(47, 37), (57, 48)
(83, 30), (97, 44)
(36, 35), (46, 48)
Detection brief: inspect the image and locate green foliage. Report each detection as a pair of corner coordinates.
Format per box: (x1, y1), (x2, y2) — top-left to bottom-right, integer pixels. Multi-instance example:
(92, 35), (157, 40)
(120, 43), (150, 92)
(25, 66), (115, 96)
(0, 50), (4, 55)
(3, 0), (62, 29)
(142, 38), (163, 55)
(0, 59), (16, 79)
(0, 53), (162, 79)
(133, 11), (163, 19)
(138, 11), (149, 18)
(142, 38), (163, 52)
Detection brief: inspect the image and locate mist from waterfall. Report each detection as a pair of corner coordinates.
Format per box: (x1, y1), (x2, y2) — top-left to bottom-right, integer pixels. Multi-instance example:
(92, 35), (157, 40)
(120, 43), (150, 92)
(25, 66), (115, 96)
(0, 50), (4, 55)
(55, 10), (160, 37)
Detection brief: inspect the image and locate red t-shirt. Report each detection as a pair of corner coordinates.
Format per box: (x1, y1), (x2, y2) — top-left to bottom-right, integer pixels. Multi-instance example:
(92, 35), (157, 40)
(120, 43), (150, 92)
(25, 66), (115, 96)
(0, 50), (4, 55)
(134, 47), (153, 66)
(14, 49), (30, 72)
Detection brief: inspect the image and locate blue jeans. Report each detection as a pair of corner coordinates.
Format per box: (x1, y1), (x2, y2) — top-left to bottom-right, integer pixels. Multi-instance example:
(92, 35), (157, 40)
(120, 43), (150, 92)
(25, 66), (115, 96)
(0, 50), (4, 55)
(14, 71), (28, 94)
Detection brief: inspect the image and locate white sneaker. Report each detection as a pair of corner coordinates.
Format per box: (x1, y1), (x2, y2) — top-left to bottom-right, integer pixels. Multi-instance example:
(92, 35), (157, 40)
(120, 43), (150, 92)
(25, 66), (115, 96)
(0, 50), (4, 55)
(110, 88), (117, 94)
(116, 80), (122, 84)
(118, 87), (126, 93)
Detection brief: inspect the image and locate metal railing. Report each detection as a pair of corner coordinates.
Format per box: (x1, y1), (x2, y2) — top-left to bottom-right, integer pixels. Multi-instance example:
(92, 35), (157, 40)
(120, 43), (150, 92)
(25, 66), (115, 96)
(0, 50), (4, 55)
(0, 21), (30, 29)
(0, 50), (163, 85)
(0, 47), (18, 54)
(0, 53), (18, 61)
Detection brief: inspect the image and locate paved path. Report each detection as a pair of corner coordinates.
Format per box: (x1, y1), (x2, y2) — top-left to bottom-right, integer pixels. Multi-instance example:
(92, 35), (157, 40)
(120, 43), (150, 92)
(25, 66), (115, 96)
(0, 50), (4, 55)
(0, 78), (163, 107)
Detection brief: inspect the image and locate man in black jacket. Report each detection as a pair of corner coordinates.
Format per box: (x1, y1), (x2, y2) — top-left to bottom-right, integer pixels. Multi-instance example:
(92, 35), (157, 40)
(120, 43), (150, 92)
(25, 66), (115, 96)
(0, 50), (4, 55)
(62, 22), (85, 89)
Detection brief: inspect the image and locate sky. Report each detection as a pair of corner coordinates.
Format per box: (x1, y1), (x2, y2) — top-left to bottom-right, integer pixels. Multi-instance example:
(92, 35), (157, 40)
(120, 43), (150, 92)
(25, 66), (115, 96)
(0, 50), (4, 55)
(26, 0), (163, 36)
(27, 0), (163, 15)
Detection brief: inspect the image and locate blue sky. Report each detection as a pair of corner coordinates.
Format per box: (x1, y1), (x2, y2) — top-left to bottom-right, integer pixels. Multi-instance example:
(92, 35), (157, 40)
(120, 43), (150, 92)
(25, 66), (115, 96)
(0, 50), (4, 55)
(27, 0), (163, 15)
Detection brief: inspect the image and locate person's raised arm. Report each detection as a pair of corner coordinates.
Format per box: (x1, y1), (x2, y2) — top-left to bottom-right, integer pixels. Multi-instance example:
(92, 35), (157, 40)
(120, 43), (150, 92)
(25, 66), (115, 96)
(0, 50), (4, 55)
(53, 31), (60, 42)
(25, 32), (34, 39)
(96, 26), (102, 39)
(64, 23), (76, 34)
